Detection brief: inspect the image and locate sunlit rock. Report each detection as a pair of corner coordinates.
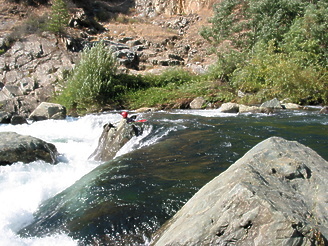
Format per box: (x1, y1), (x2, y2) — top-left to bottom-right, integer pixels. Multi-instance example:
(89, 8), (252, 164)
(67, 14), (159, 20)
(0, 132), (58, 165)
(190, 97), (205, 109)
(29, 102), (66, 121)
(238, 104), (261, 113)
(260, 98), (283, 109)
(151, 137), (328, 245)
(219, 102), (239, 113)
(282, 102), (302, 109)
(135, 107), (156, 113)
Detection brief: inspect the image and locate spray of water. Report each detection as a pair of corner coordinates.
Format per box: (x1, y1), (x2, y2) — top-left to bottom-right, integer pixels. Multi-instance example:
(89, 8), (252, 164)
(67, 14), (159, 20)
(0, 113), (122, 245)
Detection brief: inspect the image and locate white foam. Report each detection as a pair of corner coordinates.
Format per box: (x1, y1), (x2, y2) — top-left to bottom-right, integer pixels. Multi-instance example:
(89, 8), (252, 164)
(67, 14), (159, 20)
(171, 109), (238, 117)
(0, 113), (122, 245)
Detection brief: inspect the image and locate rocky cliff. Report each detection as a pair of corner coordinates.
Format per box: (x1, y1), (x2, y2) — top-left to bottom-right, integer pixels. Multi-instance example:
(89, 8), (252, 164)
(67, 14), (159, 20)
(151, 137), (328, 245)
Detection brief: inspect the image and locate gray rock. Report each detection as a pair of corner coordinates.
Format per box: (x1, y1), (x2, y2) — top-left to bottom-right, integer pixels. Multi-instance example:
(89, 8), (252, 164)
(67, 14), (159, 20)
(219, 102), (239, 113)
(282, 103), (302, 110)
(190, 97), (205, 109)
(89, 118), (141, 162)
(319, 106), (328, 114)
(238, 105), (275, 114)
(113, 49), (139, 69)
(29, 102), (66, 121)
(135, 107), (157, 113)
(238, 104), (261, 113)
(151, 137), (328, 245)
(0, 85), (23, 102)
(260, 98), (283, 109)
(0, 132), (58, 165)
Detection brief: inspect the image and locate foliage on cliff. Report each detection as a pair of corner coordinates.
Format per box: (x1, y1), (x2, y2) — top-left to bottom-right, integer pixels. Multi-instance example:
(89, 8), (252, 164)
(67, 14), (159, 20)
(201, 0), (328, 104)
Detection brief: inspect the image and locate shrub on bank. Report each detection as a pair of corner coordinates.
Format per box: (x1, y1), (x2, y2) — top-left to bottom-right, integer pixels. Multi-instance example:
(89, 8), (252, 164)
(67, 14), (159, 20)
(55, 41), (118, 113)
(201, 0), (328, 105)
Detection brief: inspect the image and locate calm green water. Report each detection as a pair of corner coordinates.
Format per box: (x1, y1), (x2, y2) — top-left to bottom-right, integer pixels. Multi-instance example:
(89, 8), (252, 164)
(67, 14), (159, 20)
(19, 109), (328, 244)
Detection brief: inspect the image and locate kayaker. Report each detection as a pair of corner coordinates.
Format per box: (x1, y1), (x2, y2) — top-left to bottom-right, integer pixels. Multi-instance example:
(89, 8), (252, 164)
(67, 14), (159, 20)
(120, 111), (137, 123)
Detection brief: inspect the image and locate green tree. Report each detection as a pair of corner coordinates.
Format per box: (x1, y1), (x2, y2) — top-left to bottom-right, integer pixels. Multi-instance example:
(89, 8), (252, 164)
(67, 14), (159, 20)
(200, 0), (328, 104)
(56, 41), (119, 113)
(201, 0), (308, 51)
(47, 0), (69, 35)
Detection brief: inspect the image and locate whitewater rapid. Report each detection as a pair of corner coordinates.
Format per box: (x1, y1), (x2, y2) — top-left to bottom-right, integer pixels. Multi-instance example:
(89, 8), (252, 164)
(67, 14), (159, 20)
(0, 113), (123, 246)
(0, 108), (326, 245)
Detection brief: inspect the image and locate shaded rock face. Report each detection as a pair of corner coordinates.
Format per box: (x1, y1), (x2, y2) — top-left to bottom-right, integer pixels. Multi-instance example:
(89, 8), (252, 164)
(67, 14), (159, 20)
(89, 119), (139, 162)
(0, 132), (58, 165)
(29, 102), (66, 121)
(151, 137), (328, 245)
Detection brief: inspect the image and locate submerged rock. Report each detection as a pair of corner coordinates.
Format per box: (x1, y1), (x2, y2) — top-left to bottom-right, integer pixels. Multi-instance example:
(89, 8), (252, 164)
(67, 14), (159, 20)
(0, 132), (58, 165)
(151, 137), (328, 245)
(89, 118), (142, 162)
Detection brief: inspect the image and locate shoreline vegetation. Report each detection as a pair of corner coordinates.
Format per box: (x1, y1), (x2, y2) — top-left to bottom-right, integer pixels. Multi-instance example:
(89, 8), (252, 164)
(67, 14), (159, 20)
(53, 0), (327, 115)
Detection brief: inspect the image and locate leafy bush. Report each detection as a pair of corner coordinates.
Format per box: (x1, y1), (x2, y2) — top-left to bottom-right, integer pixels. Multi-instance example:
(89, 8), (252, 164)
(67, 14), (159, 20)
(55, 41), (118, 113)
(142, 68), (195, 88)
(201, 0), (328, 105)
(232, 41), (328, 104)
(282, 1), (328, 67)
(201, 0), (308, 51)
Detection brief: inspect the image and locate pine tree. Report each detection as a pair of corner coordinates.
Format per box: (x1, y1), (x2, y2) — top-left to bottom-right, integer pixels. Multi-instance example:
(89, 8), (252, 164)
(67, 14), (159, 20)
(47, 0), (69, 35)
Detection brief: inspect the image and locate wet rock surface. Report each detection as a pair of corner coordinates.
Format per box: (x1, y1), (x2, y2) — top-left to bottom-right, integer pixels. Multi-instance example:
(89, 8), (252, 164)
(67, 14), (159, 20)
(89, 118), (141, 162)
(0, 132), (58, 165)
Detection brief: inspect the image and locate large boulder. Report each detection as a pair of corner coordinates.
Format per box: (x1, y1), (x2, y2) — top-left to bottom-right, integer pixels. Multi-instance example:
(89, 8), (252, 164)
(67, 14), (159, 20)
(29, 102), (66, 121)
(89, 118), (141, 162)
(151, 137), (328, 245)
(0, 132), (58, 165)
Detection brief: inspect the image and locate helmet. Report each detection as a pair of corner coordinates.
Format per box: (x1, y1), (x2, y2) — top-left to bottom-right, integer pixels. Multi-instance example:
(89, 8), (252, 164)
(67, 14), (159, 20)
(120, 111), (128, 118)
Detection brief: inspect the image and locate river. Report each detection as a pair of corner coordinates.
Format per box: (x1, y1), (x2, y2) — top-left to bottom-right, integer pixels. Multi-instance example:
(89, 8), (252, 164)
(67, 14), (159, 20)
(0, 108), (327, 245)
